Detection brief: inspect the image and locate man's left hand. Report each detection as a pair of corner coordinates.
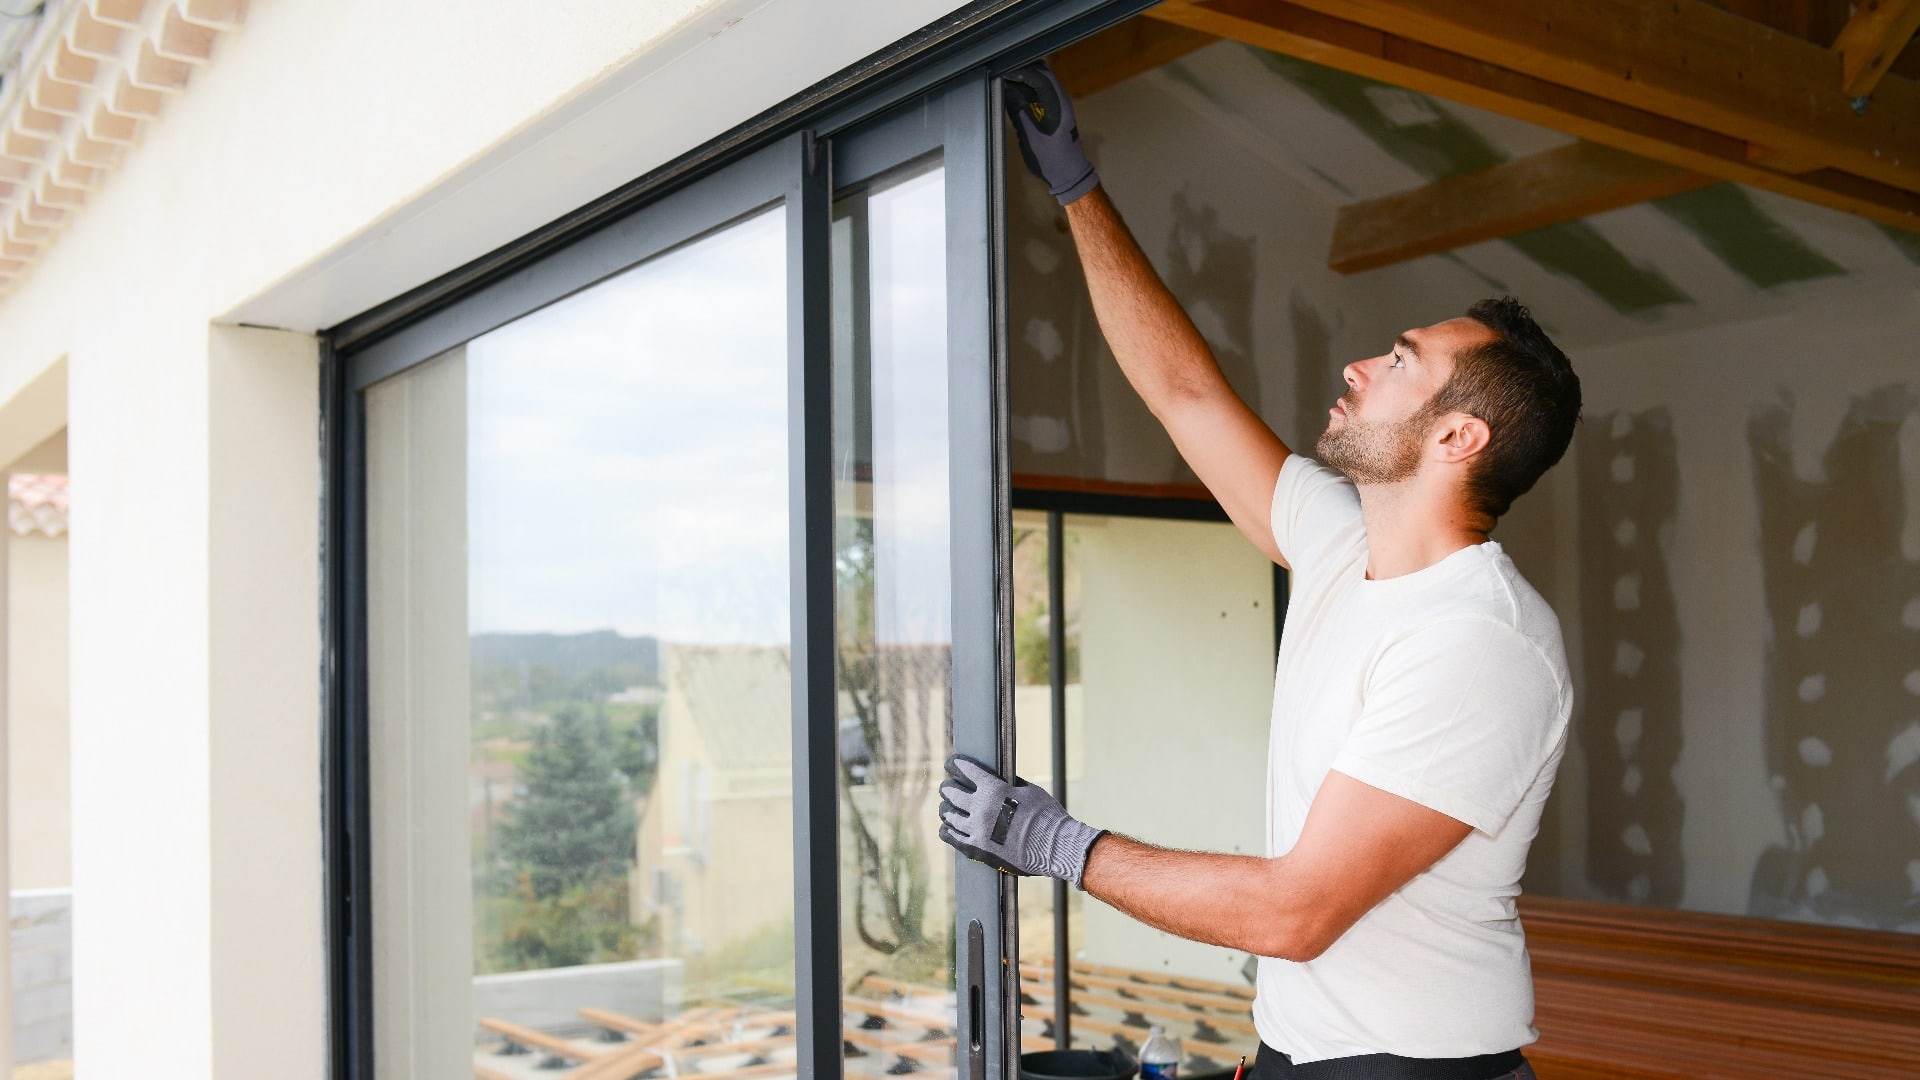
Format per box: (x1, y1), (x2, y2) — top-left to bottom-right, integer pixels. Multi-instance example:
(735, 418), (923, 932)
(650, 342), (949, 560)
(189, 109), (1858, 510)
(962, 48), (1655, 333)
(938, 755), (1106, 889)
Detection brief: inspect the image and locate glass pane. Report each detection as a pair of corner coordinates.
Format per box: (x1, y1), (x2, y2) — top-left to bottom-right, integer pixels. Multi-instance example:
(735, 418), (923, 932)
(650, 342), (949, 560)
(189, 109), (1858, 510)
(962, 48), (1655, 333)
(831, 159), (963, 1080)
(365, 205), (801, 1079)
(1016, 514), (1271, 1079)
(1012, 511), (1083, 1042)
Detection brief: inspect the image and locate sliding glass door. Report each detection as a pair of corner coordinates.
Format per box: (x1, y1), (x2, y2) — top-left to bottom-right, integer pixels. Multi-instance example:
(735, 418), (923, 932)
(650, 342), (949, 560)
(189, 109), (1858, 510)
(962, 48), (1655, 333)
(336, 73), (1008, 1080)
(353, 139), (816, 1080)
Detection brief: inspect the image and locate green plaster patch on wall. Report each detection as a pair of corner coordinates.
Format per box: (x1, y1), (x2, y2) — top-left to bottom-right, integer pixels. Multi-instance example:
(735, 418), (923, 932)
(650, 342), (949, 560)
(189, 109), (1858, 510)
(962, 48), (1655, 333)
(1652, 185), (1845, 289)
(1250, 50), (1501, 177)
(1504, 225), (1691, 315)
(1162, 61), (1357, 197)
(1250, 48), (1689, 316)
(1441, 253), (1509, 295)
(1303, 161), (1356, 199)
(1876, 224), (1920, 266)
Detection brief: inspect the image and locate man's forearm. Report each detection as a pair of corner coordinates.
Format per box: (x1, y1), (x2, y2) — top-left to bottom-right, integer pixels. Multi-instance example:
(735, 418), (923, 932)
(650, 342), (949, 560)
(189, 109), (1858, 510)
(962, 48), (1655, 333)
(1063, 188), (1234, 416)
(1080, 834), (1333, 963)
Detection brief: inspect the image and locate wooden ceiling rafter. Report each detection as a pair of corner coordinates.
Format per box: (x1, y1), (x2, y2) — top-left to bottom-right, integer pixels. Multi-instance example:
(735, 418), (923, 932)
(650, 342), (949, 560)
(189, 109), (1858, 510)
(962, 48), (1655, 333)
(1138, 0), (1920, 275)
(1329, 142), (1716, 274)
(1047, 16), (1218, 98)
(1241, 0), (1920, 198)
(1833, 0), (1920, 98)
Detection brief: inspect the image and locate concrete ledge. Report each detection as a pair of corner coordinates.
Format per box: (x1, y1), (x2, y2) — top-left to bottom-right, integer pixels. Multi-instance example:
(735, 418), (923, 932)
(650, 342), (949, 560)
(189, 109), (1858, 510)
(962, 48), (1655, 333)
(471, 958), (682, 1039)
(10, 888), (73, 1065)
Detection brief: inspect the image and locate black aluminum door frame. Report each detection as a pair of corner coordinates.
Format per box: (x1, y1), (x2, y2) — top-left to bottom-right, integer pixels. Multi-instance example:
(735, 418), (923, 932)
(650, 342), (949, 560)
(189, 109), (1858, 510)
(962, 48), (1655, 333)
(829, 71), (1014, 1080)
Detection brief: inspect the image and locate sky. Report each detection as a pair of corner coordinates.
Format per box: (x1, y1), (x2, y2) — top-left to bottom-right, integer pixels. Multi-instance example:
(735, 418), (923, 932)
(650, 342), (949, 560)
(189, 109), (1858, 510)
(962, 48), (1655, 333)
(444, 166), (952, 648)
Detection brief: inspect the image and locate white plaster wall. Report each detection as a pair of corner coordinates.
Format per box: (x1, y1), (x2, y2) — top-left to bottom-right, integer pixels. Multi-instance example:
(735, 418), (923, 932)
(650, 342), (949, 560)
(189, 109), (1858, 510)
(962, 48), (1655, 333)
(63, 304), (220, 1079)
(1569, 287), (1920, 918)
(0, 1), (978, 1075)
(0, 363), (66, 478)
(1073, 517), (1274, 985)
(1011, 66), (1344, 482)
(206, 324), (324, 1078)
(7, 530), (69, 891)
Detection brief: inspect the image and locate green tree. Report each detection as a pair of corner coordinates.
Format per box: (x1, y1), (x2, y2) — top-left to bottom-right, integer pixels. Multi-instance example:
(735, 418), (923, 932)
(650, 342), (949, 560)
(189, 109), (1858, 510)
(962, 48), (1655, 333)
(836, 516), (942, 976)
(490, 873), (644, 971)
(497, 704), (638, 900)
(613, 703), (661, 799)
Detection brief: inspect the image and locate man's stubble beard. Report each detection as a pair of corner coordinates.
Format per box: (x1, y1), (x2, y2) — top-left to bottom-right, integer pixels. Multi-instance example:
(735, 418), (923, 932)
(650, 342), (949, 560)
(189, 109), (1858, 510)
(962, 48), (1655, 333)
(1316, 398), (1432, 485)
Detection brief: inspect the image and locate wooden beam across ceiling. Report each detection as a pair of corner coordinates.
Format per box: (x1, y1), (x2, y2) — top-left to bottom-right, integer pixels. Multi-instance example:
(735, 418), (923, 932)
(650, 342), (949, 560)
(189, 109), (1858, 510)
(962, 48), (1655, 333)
(1329, 142), (1715, 274)
(1239, 0), (1920, 197)
(1048, 15), (1218, 98)
(1833, 0), (1920, 97)
(1144, 0), (1920, 234)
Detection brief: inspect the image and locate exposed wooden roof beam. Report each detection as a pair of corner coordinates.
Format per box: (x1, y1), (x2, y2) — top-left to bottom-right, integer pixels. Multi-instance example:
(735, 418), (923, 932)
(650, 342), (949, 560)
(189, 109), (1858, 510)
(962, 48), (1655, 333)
(1833, 0), (1920, 97)
(1146, 0), (1920, 231)
(1048, 15), (1217, 98)
(1329, 141), (1715, 273)
(1711, 1), (1854, 48)
(1237, 0), (1920, 198)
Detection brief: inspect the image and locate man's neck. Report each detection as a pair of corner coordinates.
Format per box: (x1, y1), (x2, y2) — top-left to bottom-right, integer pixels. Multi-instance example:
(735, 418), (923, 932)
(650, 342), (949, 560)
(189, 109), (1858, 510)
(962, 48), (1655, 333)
(1356, 481), (1491, 580)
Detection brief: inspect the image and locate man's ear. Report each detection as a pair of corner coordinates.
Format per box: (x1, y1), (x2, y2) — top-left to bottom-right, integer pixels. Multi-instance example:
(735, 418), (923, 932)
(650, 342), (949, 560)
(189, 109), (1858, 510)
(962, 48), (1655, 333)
(1434, 413), (1490, 462)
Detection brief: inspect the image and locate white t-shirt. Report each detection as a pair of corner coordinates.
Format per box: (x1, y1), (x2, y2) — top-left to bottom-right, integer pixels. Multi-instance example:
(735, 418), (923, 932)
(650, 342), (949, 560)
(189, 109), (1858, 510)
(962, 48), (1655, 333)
(1252, 454), (1572, 1063)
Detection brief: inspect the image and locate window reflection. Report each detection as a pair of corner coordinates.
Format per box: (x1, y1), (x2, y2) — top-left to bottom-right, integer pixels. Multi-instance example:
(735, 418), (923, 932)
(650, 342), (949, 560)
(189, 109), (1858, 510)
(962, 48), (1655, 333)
(367, 205), (803, 1078)
(832, 161), (967, 1080)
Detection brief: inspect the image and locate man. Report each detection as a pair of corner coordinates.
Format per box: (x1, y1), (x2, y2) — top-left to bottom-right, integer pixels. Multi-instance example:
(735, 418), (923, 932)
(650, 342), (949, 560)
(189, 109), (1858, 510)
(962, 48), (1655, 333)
(936, 64), (1581, 1080)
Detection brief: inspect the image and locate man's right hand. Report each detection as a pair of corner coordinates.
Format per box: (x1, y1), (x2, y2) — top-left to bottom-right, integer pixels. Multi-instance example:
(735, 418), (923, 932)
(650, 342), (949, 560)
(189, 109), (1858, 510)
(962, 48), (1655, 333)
(1003, 63), (1100, 206)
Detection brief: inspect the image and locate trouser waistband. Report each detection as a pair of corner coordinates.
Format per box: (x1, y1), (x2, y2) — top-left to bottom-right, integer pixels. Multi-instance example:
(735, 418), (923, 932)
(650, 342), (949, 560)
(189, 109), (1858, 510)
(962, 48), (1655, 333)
(1250, 1040), (1525, 1080)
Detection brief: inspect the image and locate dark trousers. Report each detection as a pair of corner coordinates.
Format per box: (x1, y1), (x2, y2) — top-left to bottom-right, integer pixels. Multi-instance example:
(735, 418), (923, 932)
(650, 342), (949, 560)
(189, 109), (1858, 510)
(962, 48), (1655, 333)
(1248, 1041), (1534, 1080)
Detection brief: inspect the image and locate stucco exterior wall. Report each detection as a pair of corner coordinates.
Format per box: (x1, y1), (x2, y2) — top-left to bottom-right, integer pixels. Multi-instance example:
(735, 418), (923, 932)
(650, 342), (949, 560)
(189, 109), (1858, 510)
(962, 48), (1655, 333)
(7, 529), (69, 892)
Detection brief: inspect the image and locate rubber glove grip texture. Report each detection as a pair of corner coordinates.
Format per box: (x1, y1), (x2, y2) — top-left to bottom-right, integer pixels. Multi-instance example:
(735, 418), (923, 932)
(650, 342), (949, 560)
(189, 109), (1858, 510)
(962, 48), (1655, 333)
(1002, 62), (1099, 206)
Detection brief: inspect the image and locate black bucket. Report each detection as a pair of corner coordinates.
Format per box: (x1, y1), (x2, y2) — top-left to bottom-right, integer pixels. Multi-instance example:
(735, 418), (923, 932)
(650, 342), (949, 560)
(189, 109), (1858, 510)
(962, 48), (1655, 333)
(1020, 1049), (1139, 1080)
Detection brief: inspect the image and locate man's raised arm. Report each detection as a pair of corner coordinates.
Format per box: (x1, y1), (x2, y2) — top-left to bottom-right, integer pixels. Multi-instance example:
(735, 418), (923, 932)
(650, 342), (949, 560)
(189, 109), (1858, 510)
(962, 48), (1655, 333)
(1006, 63), (1292, 566)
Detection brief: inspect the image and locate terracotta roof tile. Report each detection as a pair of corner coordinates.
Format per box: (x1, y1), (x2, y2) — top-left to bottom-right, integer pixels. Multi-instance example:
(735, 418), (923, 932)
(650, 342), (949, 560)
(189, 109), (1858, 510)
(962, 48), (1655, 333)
(8, 473), (68, 538)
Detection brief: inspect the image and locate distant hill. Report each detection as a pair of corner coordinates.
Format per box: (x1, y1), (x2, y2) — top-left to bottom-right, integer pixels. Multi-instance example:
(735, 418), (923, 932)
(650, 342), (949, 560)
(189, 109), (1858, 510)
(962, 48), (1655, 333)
(471, 630), (659, 695)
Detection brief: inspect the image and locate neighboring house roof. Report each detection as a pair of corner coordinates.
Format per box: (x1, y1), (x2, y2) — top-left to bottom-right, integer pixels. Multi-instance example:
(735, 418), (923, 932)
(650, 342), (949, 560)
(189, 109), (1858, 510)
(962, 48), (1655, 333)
(8, 473), (66, 537)
(666, 641), (955, 776)
(666, 644), (795, 773)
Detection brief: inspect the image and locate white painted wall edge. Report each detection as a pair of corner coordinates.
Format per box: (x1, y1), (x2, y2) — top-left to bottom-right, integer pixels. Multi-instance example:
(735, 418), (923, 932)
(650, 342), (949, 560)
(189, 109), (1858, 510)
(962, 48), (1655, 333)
(224, 0), (976, 334)
(0, 359), (65, 473)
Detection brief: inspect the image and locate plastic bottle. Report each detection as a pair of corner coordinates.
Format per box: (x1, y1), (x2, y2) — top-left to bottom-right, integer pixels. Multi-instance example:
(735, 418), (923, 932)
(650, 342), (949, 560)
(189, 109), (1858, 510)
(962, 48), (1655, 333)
(1139, 1024), (1181, 1080)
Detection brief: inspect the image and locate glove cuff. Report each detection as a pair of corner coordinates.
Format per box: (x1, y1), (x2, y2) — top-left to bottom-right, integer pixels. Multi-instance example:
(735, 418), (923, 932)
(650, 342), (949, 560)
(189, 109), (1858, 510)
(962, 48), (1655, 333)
(1053, 166), (1100, 207)
(1066, 823), (1108, 891)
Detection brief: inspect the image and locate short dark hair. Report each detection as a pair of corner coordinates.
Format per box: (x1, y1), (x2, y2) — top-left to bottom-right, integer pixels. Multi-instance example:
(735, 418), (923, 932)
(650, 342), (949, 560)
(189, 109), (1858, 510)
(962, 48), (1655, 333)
(1425, 296), (1582, 521)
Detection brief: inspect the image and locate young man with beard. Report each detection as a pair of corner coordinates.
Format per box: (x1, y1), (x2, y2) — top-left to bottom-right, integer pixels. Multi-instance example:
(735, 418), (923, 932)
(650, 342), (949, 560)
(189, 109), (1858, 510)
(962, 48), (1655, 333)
(936, 65), (1582, 1080)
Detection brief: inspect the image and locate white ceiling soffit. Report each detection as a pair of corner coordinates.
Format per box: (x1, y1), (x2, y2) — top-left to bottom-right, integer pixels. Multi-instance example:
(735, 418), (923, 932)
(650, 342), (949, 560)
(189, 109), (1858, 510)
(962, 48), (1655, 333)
(226, 0), (978, 335)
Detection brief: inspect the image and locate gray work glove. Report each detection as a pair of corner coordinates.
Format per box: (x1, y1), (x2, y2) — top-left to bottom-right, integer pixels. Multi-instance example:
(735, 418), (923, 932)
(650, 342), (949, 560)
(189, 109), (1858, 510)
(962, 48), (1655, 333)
(938, 754), (1106, 889)
(1003, 62), (1100, 206)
